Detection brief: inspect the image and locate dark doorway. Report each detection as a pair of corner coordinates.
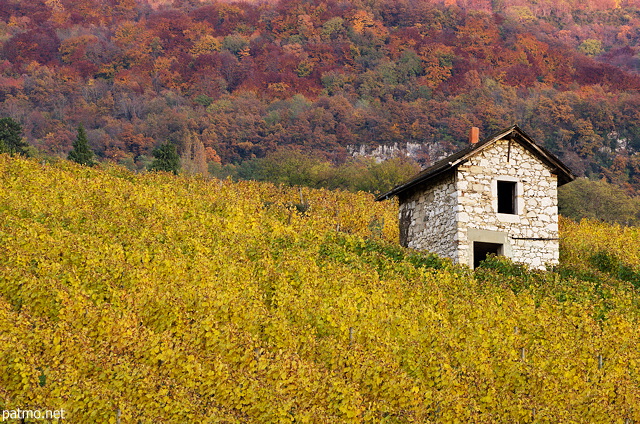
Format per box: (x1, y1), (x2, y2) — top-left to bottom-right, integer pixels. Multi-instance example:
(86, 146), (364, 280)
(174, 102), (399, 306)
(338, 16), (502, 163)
(473, 242), (503, 269)
(497, 180), (517, 214)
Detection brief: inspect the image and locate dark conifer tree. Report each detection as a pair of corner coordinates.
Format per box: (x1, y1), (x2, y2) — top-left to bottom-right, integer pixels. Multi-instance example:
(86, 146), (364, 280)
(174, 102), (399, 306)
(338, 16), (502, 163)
(68, 124), (95, 166)
(0, 117), (29, 156)
(149, 142), (180, 175)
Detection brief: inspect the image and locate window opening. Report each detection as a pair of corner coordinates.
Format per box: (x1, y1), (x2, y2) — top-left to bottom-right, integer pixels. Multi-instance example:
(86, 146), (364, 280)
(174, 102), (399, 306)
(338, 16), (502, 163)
(497, 180), (517, 214)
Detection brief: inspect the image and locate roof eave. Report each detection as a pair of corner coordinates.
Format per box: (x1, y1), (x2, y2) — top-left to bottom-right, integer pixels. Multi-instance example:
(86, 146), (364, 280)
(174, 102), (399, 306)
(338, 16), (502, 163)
(375, 165), (458, 201)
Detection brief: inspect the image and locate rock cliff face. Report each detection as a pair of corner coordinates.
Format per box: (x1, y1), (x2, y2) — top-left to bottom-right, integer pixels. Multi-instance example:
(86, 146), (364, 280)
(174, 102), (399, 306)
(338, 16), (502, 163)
(398, 138), (560, 270)
(347, 142), (445, 164)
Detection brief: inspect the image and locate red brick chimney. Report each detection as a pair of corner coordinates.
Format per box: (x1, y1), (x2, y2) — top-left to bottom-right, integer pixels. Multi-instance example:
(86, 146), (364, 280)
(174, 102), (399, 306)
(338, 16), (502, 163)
(469, 127), (480, 144)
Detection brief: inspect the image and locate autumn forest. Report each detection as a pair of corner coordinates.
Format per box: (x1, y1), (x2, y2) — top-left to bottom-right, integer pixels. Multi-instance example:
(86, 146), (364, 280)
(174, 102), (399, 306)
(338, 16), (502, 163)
(3, 0), (640, 191)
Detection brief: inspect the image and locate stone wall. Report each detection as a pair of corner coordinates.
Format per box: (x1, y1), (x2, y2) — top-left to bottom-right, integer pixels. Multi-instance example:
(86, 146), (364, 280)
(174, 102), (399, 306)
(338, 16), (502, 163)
(455, 139), (559, 269)
(398, 138), (561, 270)
(398, 173), (458, 261)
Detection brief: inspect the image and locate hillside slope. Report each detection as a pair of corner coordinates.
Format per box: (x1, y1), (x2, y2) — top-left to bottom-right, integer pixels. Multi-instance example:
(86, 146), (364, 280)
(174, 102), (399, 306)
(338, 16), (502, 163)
(1, 155), (640, 422)
(4, 0), (640, 190)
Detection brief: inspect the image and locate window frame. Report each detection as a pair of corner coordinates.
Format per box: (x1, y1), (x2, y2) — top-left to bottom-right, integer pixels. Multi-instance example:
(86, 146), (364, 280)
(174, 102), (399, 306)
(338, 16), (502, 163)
(492, 177), (523, 222)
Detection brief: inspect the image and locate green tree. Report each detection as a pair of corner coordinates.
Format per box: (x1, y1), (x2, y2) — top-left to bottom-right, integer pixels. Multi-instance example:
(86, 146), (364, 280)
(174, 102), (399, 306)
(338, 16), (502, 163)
(350, 156), (421, 193)
(0, 117), (29, 156)
(558, 178), (639, 226)
(247, 148), (331, 187)
(68, 124), (95, 166)
(578, 39), (603, 57)
(149, 142), (180, 175)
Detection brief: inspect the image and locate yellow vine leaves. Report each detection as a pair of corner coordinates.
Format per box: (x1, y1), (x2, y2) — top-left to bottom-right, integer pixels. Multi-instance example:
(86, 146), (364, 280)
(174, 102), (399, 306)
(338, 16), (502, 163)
(0, 154), (639, 422)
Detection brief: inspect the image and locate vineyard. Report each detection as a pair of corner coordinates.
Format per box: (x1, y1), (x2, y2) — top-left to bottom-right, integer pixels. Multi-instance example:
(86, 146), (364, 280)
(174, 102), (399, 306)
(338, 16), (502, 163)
(1, 154), (640, 423)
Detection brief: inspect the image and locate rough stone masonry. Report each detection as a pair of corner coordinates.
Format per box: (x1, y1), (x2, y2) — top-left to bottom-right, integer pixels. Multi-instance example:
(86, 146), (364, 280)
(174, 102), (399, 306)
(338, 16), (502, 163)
(383, 126), (574, 270)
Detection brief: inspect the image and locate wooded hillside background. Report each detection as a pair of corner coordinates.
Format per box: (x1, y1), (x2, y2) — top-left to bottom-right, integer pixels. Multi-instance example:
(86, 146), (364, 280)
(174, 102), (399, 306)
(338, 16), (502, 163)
(3, 0), (640, 191)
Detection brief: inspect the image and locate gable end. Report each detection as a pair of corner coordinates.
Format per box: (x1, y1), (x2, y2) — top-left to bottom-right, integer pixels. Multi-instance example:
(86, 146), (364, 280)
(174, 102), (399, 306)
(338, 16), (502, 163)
(376, 125), (575, 201)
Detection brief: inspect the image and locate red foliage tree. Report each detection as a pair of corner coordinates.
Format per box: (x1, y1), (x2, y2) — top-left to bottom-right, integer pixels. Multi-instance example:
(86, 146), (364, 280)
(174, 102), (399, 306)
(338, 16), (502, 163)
(3, 29), (60, 68)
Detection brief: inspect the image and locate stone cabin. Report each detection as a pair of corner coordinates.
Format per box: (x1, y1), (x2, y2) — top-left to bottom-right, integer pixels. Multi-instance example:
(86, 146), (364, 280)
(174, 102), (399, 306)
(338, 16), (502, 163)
(376, 125), (575, 269)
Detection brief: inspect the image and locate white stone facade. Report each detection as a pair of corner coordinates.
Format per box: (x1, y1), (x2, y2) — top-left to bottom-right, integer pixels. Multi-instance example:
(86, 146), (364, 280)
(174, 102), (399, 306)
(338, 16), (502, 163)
(455, 139), (559, 269)
(399, 138), (561, 270)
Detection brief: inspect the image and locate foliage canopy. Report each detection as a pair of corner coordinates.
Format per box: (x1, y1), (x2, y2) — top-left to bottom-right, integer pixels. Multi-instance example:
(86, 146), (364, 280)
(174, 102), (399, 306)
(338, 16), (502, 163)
(2, 0), (640, 196)
(559, 178), (640, 226)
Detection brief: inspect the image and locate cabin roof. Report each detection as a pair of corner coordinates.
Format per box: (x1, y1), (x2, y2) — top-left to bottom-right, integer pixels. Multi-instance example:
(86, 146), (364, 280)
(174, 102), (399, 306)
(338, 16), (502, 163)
(375, 125), (575, 201)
